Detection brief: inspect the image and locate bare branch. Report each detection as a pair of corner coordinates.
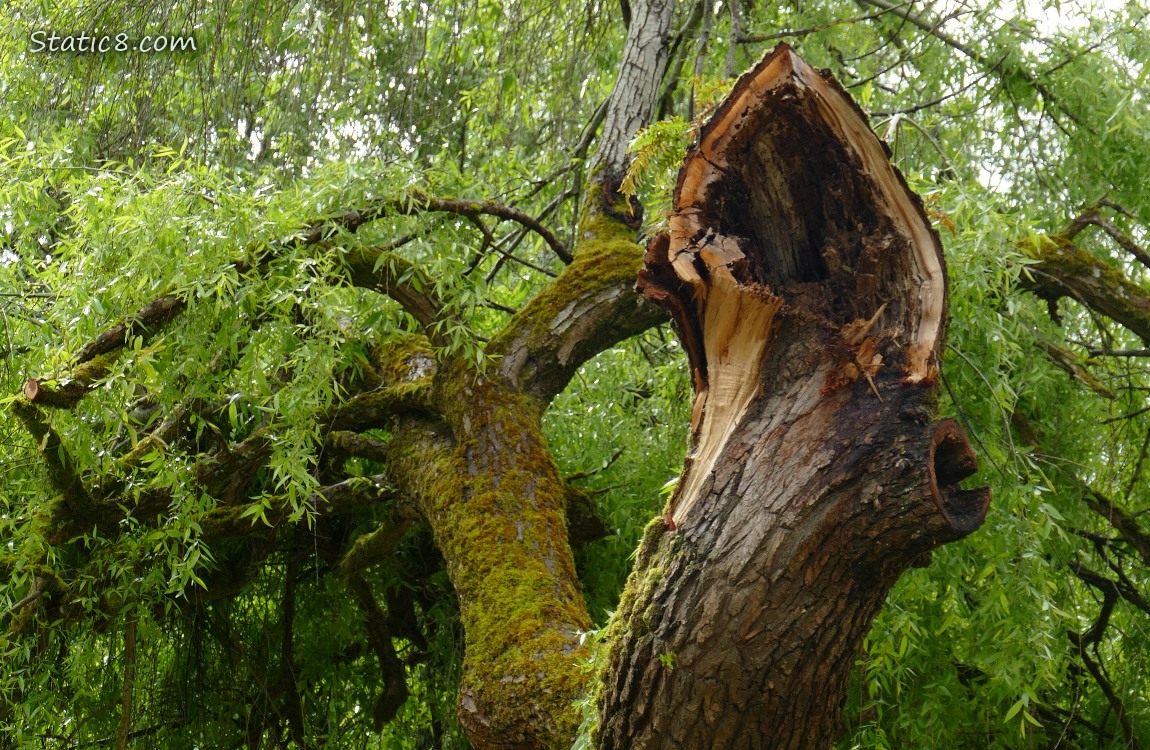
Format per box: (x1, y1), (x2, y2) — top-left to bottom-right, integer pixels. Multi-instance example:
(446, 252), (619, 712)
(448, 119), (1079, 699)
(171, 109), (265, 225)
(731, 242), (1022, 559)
(1064, 206), (1150, 272)
(3, 577), (44, 619)
(9, 401), (92, 516)
(341, 246), (444, 332)
(414, 192), (571, 264)
(115, 616), (137, 750)
(1086, 348), (1150, 358)
(1077, 483), (1150, 566)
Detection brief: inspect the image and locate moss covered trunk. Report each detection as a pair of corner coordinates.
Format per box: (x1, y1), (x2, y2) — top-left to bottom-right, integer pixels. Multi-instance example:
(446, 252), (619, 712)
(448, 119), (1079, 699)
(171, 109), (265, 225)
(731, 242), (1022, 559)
(386, 371), (591, 748)
(596, 46), (989, 748)
(377, 192), (661, 749)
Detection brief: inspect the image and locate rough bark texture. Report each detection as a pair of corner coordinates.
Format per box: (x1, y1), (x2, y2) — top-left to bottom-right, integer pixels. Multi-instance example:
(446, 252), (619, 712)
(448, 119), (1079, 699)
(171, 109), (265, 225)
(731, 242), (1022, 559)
(597, 45), (989, 749)
(1021, 234), (1150, 344)
(384, 359), (593, 750)
(371, 213), (665, 749)
(594, 0), (676, 177)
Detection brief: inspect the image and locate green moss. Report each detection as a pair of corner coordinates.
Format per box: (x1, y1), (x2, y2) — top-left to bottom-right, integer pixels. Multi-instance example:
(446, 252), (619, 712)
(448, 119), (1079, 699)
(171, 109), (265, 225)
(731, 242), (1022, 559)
(1026, 234), (1126, 291)
(604, 516), (672, 642)
(1024, 233), (1150, 337)
(375, 334), (436, 385)
(581, 173), (643, 237)
(371, 209), (649, 744)
(577, 213), (639, 246)
(71, 351), (119, 384)
(386, 367), (593, 747)
(489, 222), (646, 360)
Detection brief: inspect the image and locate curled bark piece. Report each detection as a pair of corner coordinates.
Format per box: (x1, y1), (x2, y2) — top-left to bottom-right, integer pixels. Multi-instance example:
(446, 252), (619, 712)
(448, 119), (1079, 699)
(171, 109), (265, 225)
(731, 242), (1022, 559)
(929, 418), (990, 535)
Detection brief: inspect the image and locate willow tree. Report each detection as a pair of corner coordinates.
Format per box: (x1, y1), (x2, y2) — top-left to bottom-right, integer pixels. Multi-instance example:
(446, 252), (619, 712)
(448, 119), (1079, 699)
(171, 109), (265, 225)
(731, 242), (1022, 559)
(2, 0), (1149, 749)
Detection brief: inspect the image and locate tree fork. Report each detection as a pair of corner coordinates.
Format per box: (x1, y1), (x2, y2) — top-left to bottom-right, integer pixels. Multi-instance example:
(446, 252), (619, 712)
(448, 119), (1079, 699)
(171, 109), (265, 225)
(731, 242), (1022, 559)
(597, 45), (989, 749)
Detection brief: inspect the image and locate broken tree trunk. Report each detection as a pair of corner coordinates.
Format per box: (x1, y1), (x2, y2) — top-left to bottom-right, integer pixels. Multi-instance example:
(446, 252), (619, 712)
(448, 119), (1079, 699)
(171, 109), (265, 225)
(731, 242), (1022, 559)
(597, 45), (990, 749)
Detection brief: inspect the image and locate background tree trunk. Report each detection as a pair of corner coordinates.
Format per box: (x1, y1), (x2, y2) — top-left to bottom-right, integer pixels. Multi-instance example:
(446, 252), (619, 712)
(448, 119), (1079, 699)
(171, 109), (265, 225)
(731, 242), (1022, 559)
(597, 45), (990, 749)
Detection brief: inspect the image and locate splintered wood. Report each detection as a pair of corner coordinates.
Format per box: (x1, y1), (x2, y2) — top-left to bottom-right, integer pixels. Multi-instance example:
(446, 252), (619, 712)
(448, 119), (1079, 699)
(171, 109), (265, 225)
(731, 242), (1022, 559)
(638, 43), (948, 528)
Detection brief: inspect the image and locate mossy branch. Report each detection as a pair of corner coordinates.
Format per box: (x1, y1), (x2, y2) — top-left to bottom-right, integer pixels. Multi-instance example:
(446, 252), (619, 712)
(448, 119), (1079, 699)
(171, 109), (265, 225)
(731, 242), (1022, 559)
(339, 508), (417, 575)
(24, 295), (182, 411)
(327, 382), (434, 433)
(10, 401), (93, 517)
(490, 205), (666, 405)
(324, 430), (390, 465)
(1021, 234), (1150, 344)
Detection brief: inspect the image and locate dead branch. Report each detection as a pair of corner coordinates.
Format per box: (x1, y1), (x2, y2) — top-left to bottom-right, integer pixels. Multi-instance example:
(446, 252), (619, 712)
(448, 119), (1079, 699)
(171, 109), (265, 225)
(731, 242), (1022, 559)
(115, 615), (137, 750)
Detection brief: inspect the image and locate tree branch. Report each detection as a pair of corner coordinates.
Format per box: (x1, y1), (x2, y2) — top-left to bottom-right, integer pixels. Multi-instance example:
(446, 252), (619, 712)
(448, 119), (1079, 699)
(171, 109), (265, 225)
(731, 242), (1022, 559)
(280, 554), (308, 747)
(9, 401), (93, 518)
(197, 474), (398, 542)
(73, 295), (187, 367)
(489, 234), (667, 406)
(1036, 333), (1115, 398)
(345, 573), (409, 730)
(407, 192), (572, 265)
(115, 615), (137, 750)
(1020, 235), (1150, 344)
(739, 3), (913, 44)
(1064, 205), (1150, 272)
(341, 246), (444, 333)
(724, 0), (742, 78)
(1067, 567), (1138, 747)
(854, 0), (1077, 126)
(1077, 483), (1150, 566)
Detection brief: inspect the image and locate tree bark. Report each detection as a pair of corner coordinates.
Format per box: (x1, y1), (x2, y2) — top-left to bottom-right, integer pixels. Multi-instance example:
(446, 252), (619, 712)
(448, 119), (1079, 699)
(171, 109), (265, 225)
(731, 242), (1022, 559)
(597, 44), (989, 749)
(1021, 233), (1150, 345)
(594, 0), (676, 177)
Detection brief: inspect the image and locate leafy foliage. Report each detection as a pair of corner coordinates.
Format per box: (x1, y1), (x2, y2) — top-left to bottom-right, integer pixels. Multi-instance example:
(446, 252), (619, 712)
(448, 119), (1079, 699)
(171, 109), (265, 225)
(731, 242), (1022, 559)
(2, 0), (1150, 747)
